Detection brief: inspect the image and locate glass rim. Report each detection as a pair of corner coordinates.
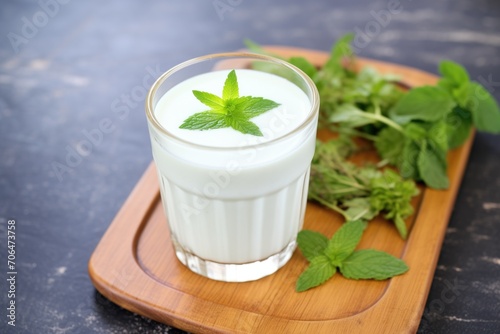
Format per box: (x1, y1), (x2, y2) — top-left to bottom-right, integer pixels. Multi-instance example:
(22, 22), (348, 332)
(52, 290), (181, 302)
(145, 52), (320, 151)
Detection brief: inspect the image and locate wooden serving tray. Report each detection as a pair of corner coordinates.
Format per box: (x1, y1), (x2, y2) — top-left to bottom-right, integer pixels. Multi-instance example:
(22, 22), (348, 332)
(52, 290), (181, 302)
(88, 47), (475, 333)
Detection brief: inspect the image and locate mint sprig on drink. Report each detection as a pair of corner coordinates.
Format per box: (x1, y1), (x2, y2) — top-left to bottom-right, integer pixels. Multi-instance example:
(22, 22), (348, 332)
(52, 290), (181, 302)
(180, 70), (280, 136)
(296, 221), (409, 292)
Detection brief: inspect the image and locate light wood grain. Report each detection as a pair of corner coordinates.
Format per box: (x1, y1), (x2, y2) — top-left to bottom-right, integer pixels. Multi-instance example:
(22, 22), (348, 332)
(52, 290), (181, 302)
(88, 47), (475, 334)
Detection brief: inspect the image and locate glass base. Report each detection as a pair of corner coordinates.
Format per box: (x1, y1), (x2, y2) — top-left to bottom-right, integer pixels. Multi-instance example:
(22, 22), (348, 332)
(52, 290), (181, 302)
(171, 239), (296, 282)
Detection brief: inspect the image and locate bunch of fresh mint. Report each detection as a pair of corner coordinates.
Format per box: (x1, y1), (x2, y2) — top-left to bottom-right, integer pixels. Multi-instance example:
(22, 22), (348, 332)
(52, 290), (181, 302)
(309, 135), (419, 239)
(246, 34), (500, 189)
(245, 34), (500, 291)
(375, 61), (500, 188)
(296, 220), (408, 292)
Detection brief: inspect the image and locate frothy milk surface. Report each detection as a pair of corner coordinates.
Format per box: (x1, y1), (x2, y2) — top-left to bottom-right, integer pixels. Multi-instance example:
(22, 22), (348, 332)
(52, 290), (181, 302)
(154, 69), (311, 147)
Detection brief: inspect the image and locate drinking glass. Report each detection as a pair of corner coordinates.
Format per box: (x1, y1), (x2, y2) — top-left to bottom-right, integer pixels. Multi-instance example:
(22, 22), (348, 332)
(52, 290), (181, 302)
(145, 53), (319, 282)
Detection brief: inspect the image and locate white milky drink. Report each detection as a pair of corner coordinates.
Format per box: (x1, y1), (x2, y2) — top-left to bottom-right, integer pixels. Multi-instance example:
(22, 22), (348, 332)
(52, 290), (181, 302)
(146, 54), (319, 282)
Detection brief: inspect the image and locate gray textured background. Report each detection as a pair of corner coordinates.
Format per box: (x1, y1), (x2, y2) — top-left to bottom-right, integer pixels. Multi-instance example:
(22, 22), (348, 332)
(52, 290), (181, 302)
(1, 0), (499, 333)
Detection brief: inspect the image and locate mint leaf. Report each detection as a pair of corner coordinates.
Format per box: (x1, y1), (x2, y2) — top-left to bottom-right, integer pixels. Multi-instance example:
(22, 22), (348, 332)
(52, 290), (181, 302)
(428, 121), (449, 153)
(237, 97), (280, 119)
(467, 82), (500, 133)
(297, 230), (329, 262)
(395, 123), (428, 180)
(438, 60), (471, 107)
(329, 104), (376, 128)
(179, 111), (228, 130)
(340, 249), (409, 280)
(417, 141), (449, 189)
(369, 169), (418, 239)
(222, 70), (239, 100)
(192, 90), (225, 111)
(438, 61), (500, 135)
(324, 33), (355, 72)
(389, 86), (456, 124)
(446, 106), (473, 149)
(398, 139), (420, 180)
(289, 56), (318, 79)
(394, 215), (408, 240)
(439, 60), (470, 87)
(180, 70), (280, 136)
(452, 81), (472, 108)
(325, 220), (366, 264)
(296, 255), (336, 292)
(226, 116), (262, 136)
(244, 39), (265, 53)
(375, 126), (405, 165)
(343, 198), (378, 221)
(403, 122), (428, 143)
(385, 122), (451, 189)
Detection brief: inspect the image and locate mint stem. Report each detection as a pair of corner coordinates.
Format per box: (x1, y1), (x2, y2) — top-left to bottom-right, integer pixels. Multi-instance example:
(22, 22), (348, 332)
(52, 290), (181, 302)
(309, 195), (350, 220)
(361, 112), (404, 133)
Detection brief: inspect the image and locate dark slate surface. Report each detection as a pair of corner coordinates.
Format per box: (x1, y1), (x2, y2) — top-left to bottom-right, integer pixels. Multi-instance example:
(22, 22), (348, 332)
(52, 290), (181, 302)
(1, 0), (499, 333)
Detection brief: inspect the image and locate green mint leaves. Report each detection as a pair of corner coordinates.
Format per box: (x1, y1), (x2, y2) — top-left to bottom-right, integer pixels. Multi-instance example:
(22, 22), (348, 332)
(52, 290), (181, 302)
(340, 249), (409, 280)
(377, 60), (500, 189)
(179, 70), (280, 136)
(247, 35), (500, 189)
(296, 221), (409, 292)
(389, 86), (456, 124)
(308, 136), (419, 239)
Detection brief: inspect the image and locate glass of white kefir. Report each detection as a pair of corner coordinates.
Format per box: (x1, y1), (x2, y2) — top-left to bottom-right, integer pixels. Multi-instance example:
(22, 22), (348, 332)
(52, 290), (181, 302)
(145, 53), (319, 282)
